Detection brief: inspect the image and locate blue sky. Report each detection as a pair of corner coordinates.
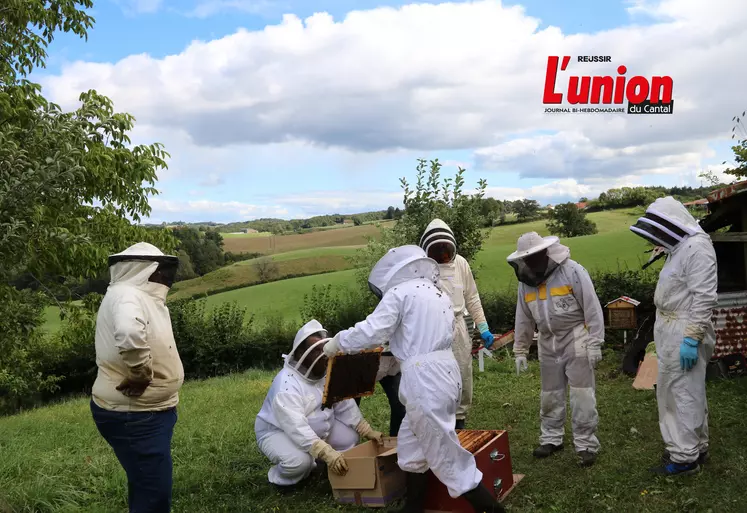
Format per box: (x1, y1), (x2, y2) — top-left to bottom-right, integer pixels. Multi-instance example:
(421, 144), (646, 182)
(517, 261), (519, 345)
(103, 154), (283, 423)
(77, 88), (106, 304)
(37, 0), (742, 223)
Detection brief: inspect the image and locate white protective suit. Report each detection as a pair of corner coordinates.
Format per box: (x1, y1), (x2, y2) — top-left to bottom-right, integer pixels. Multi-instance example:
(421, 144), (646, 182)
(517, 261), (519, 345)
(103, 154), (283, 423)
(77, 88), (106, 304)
(510, 234), (605, 453)
(419, 219), (489, 421)
(325, 245), (483, 498)
(92, 242), (184, 412)
(254, 320), (363, 486)
(630, 197), (718, 464)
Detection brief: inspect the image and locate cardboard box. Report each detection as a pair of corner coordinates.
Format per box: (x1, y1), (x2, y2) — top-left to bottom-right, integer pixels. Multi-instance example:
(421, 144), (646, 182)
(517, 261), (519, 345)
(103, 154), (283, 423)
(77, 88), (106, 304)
(633, 352), (658, 390)
(327, 436), (405, 508)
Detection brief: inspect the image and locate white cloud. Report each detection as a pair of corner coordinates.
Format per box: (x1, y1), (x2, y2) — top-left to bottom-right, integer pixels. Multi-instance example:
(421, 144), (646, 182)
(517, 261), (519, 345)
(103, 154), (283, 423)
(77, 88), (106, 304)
(148, 198), (289, 223)
(38, 0), (746, 221)
(115, 0), (164, 14)
(198, 173), (226, 187)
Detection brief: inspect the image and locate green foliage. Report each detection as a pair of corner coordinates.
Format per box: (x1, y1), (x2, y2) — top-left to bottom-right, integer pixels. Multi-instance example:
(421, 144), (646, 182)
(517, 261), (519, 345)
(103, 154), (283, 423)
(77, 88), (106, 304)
(546, 202), (599, 238)
(723, 111), (746, 180)
(513, 199), (542, 222)
(172, 227), (223, 276)
(1, 0), (174, 413)
(352, 216), (363, 226)
(175, 249), (197, 281)
(0, 0), (94, 84)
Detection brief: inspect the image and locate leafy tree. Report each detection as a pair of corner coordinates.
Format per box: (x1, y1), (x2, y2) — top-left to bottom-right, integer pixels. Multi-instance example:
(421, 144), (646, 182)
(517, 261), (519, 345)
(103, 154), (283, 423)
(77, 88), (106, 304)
(175, 250), (197, 282)
(385, 206), (396, 219)
(723, 111), (747, 180)
(350, 159), (489, 305)
(352, 216), (363, 226)
(546, 203), (598, 238)
(1, 0), (174, 412)
(514, 199), (541, 222)
(254, 257), (279, 283)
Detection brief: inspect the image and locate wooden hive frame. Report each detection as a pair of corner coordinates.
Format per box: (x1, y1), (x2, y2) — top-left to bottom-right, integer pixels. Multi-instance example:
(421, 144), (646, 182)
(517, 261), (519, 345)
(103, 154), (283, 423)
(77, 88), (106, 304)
(322, 347), (383, 408)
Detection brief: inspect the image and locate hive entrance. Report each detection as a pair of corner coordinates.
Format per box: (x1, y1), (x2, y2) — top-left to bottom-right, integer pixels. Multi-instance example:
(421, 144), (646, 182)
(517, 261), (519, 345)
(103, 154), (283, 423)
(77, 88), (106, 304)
(322, 348), (383, 408)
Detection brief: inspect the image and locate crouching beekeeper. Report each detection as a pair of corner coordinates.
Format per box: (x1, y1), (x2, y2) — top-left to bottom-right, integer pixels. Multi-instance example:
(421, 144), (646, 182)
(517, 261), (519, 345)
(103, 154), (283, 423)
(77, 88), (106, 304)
(254, 320), (383, 488)
(322, 245), (504, 513)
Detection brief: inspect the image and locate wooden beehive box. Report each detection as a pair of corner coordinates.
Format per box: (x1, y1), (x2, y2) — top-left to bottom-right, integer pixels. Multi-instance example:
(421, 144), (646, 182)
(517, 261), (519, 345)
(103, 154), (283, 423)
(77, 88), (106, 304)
(604, 296), (640, 330)
(423, 430), (523, 512)
(322, 348), (383, 408)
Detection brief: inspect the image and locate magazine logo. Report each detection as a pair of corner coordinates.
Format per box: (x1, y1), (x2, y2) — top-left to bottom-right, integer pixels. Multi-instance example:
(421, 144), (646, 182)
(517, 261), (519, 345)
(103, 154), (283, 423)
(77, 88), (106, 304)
(542, 56), (674, 114)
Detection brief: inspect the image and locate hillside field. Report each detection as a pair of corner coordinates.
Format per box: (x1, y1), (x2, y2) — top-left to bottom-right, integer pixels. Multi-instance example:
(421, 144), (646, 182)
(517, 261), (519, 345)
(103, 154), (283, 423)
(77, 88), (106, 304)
(44, 209), (648, 330)
(222, 221), (395, 254)
(2, 357), (746, 512)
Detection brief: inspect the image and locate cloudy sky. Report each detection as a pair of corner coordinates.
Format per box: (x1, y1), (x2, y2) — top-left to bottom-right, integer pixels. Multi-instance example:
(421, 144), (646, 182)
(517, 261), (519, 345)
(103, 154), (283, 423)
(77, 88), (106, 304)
(35, 0), (744, 223)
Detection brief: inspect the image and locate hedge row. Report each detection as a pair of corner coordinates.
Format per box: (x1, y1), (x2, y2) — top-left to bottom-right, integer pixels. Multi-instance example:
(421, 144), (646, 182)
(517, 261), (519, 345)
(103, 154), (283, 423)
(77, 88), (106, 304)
(5, 267), (658, 415)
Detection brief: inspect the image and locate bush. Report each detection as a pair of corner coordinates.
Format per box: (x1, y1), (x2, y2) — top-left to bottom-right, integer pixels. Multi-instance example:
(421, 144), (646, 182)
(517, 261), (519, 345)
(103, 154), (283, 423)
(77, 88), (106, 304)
(0, 266), (661, 416)
(546, 202), (598, 238)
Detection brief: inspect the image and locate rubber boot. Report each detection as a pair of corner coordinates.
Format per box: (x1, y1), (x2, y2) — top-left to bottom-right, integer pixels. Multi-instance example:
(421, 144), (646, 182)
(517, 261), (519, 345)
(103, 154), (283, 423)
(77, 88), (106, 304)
(455, 418), (466, 430)
(395, 472), (428, 513)
(462, 482), (506, 513)
(533, 443), (563, 458)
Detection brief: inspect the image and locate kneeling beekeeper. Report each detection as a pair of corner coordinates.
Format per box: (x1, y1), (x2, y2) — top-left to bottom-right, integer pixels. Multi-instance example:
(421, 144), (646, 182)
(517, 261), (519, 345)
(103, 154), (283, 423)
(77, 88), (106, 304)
(254, 320), (383, 488)
(629, 197), (718, 476)
(323, 245), (504, 513)
(508, 232), (604, 467)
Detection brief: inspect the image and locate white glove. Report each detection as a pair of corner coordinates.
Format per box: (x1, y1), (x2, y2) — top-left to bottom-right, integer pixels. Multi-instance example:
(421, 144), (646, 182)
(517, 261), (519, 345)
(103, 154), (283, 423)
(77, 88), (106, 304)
(356, 420), (384, 445)
(588, 347), (602, 368)
(310, 439), (348, 476)
(323, 334), (341, 358)
(515, 356), (528, 375)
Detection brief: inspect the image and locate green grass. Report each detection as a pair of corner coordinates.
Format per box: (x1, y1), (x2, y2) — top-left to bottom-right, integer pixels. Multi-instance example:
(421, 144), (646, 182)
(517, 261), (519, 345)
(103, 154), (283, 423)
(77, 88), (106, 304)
(2, 355), (746, 512)
(200, 269), (359, 322)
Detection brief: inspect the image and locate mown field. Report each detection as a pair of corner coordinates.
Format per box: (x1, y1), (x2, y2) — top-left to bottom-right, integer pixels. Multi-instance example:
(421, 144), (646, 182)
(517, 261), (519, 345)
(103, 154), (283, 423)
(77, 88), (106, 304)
(222, 221), (395, 255)
(2, 355), (746, 512)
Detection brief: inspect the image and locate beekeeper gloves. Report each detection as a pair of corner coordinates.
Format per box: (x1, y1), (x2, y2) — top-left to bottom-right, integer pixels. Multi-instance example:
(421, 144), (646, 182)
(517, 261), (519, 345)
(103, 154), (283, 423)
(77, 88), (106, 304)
(309, 439), (348, 475)
(477, 322), (495, 349)
(356, 420), (384, 445)
(680, 338), (699, 371)
(588, 347), (603, 369)
(516, 356), (528, 375)
(323, 334), (341, 358)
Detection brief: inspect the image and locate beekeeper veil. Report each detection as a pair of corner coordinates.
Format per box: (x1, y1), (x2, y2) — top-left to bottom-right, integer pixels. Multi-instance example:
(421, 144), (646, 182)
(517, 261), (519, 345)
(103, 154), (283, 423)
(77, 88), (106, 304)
(506, 232), (570, 287)
(108, 242), (179, 289)
(285, 319), (330, 380)
(629, 196), (704, 251)
(367, 245), (440, 299)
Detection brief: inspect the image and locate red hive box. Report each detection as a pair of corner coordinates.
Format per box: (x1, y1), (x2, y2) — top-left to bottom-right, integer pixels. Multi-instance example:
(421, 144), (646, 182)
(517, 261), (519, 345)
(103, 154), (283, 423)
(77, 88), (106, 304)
(423, 430), (523, 513)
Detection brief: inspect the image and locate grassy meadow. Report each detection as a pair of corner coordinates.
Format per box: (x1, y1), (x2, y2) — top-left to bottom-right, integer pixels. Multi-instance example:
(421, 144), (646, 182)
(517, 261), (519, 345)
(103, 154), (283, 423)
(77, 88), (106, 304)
(43, 209), (650, 330)
(2, 355), (746, 512)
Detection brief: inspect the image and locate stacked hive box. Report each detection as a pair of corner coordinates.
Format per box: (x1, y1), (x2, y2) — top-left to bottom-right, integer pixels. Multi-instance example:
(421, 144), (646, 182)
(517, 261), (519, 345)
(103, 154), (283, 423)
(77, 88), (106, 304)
(423, 430), (523, 513)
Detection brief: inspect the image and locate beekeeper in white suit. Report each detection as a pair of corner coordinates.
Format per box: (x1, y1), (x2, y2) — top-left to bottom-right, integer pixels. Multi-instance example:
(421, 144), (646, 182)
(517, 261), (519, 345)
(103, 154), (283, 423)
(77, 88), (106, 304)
(254, 320), (383, 488)
(323, 245), (504, 513)
(508, 232), (604, 467)
(419, 219), (495, 429)
(630, 196), (718, 476)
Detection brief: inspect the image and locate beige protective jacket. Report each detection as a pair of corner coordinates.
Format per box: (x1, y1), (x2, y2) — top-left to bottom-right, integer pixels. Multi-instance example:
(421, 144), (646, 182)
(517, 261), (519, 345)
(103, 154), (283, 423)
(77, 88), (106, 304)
(92, 259), (184, 412)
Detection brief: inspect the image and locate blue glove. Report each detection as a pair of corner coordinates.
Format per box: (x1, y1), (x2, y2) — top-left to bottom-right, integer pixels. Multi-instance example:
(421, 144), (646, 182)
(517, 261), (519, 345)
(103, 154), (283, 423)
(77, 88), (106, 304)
(680, 337), (699, 371)
(477, 322), (494, 349)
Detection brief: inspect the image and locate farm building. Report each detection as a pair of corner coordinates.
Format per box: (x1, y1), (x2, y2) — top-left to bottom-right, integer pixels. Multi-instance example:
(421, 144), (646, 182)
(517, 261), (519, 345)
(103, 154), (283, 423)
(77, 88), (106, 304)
(700, 180), (747, 358)
(242, 228), (258, 234)
(683, 198), (708, 209)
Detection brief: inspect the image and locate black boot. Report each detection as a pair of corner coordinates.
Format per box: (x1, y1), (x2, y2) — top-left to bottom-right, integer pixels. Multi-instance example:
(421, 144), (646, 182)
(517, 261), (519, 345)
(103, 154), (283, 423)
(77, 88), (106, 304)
(395, 472), (428, 513)
(455, 418), (466, 430)
(462, 482), (506, 513)
(533, 443), (564, 458)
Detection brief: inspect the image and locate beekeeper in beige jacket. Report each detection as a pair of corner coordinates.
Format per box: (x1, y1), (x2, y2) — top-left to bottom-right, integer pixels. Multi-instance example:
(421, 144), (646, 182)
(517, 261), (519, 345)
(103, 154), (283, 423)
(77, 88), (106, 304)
(90, 242), (184, 513)
(419, 220), (495, 429)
